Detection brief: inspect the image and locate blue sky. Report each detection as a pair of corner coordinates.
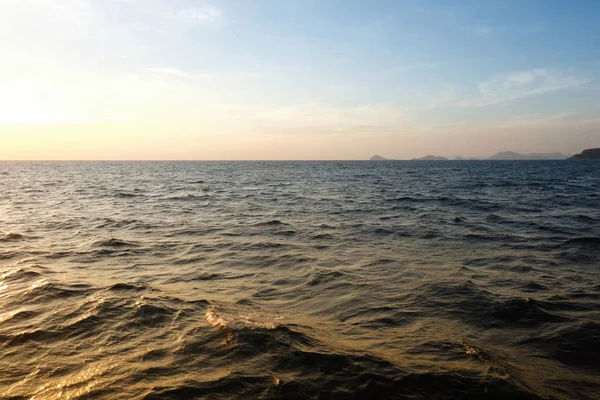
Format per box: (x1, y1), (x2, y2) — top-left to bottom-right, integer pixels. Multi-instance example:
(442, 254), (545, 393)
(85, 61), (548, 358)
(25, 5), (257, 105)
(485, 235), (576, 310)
(0, 0), (599, 159)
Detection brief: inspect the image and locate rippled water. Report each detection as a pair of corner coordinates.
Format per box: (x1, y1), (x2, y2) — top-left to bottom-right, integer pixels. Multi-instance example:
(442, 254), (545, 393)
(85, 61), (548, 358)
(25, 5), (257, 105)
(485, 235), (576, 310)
(1, 161), (599, 399)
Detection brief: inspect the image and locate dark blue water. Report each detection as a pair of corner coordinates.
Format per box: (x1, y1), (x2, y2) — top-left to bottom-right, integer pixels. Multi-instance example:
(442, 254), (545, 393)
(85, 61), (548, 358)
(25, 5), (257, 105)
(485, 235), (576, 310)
(1, 161), (599, 399)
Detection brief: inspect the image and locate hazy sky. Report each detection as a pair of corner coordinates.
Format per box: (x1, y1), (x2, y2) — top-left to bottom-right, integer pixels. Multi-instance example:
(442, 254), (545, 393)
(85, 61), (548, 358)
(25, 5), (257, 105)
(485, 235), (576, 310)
(1, 0), (599, 160)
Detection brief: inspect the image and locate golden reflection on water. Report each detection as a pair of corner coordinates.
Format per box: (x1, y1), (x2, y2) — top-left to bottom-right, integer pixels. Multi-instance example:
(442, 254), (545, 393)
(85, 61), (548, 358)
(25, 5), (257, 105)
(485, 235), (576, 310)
(0, 309), (20, 323)
(29, 360), (118, 400)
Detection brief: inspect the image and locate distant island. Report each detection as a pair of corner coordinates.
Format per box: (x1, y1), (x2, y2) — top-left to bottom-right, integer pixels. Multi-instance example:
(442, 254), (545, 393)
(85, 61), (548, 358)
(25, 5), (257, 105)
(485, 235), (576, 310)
(569, 148), (600, 160)
(369, 151), (572, 161)
(411, 155), (448, 161)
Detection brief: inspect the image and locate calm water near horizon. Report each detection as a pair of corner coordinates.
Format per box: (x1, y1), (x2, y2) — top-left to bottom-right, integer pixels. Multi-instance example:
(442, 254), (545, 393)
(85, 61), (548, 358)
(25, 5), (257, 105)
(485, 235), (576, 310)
(1, 160), (599, 399)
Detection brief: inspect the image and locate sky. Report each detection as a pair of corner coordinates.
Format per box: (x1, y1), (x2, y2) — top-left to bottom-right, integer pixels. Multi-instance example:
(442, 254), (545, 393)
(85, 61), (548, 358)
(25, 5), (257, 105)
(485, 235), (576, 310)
(0, 0), (599, 160)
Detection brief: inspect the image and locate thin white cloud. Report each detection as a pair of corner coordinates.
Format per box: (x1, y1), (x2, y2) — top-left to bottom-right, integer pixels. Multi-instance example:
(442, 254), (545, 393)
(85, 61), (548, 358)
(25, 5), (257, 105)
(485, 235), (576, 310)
(148, 67), (187, 77)
(463, 69), (587, 107)
(176, 5), (221, 22)
(508, 112), (580, 126)
(210, 103), (410, 135)
(538, 111), (580, 121)
(265, 103), (409, 130)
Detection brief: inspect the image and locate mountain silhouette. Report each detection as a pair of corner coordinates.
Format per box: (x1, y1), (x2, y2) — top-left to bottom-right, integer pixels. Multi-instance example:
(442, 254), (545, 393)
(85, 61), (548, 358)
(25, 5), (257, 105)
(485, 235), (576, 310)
(370, 155), (387, 160)
(411, 155), (448, 161)
(569, 148), (600, 160)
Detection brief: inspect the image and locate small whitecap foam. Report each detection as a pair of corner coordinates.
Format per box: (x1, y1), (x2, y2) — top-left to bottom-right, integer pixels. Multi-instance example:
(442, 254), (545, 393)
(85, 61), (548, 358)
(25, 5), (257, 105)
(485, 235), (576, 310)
(462, 341), (503, 370)
(205, 307), (282, 330)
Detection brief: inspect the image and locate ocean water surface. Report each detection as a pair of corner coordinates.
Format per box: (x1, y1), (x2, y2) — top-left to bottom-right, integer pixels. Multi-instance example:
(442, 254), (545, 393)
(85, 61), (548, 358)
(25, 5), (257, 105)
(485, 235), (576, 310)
(0, 161), (599, 399)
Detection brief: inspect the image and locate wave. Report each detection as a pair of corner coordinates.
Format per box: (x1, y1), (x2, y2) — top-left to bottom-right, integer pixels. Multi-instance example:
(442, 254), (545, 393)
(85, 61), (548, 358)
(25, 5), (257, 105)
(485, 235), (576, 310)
(0, 232), (25, 242)
(519, 321), (600, 370)
(305, 267), (346, 286)
(166, 194), (210, 201)
(559, 237), (600, 247)
(521, 281), (550, 292)
(107, 282), (151, 292)
(406, 280), (571, 328)
(574, 214), (598, 223)
(1, 265), (45, 280)
(205, 306), (283, 330)
(130, 303), (177, 328)
(490, 297), (568, 326)
(169, 324), (542, 400)
(92, 238), (137, 248)
(311, 233), (335, 240)
(114, 192), (139, 198)
(94, 218), (142, 229)
(254, 220), (288, 226)
(15, 280), (93, 305)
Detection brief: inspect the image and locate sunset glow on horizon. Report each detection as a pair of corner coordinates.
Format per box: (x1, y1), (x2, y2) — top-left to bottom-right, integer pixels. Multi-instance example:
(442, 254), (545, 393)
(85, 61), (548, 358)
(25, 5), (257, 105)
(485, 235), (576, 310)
(1, 0), (599, 160)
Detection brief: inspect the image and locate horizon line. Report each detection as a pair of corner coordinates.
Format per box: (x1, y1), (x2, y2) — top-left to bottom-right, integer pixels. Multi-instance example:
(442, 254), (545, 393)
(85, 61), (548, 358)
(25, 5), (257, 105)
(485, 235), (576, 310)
(0, 159), (580, 162)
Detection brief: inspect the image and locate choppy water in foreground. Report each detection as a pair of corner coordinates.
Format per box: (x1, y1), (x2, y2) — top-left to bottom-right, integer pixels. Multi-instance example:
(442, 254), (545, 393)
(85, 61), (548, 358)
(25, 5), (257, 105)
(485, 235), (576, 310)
(1, 161), (599, 400)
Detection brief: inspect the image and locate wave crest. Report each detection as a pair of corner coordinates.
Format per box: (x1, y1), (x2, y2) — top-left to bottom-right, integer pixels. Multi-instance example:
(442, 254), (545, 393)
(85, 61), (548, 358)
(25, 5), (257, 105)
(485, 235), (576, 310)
(205, 307), (283, 331)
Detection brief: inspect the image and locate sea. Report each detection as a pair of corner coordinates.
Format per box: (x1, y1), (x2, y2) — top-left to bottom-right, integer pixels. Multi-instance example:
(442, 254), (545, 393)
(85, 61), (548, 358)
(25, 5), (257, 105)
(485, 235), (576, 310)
(0, 160), (599, 400)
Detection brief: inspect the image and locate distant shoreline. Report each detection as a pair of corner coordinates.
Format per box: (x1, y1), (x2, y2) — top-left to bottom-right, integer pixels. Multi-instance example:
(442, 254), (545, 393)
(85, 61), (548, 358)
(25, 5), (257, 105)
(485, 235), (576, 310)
(2, 159), (599, 163)
(370, 148), (600, 161)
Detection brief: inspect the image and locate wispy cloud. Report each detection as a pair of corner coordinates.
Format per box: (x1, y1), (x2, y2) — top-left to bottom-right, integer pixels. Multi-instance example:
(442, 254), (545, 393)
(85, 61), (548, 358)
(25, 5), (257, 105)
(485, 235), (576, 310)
(538, 111), (580, 121)
(540, 111), (580, 121)
(176, 5), (221, 22)
(508, 111), (580, 126)
(148, 67), (186, 77)
(226, 103), (410, 135)
(463, 69), (587, 107)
